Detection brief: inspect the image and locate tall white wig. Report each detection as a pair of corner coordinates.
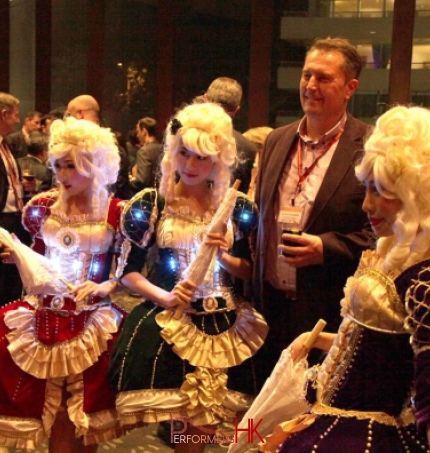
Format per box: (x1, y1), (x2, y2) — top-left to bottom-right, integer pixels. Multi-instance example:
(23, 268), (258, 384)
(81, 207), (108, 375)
(160, 102), (236, 210)
(356, 105), (430, 273)
(49, 117), (120, 219)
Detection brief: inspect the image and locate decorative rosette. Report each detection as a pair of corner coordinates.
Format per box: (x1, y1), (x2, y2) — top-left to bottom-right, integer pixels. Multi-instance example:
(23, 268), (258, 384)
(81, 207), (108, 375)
(56, 226), (80, 253)
(202, 296), (218, 313)
(180, 367), (228, 412)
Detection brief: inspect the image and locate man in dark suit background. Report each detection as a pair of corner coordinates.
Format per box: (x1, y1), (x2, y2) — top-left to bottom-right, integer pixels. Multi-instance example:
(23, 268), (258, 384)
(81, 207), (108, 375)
(6, 110), (42, 159)
(254, 38), (374, 366)
(204, 77), (256, 194)
(131, 117), (163, 193)
(0, 93), (35, 306)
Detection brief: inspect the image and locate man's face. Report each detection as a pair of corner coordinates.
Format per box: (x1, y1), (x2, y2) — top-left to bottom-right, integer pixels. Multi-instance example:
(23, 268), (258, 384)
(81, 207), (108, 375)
(1, 105), (20, 136)
(25, 114), (42, 133)
(300, 49), (358, 122)
(136, 124), (147, 145)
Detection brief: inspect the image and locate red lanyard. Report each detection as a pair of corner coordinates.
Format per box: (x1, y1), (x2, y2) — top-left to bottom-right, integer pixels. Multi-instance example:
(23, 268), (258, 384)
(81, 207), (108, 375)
(292, 128), (344, 206)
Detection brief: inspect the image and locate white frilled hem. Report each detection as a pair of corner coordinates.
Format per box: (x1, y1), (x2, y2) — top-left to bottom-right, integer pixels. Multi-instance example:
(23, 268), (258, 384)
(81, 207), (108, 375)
(116, 384), (254, 428)
(0, 305), (125, 449)
(156, 301), (268, 368)
(5, 305), (122, 379)
(0, 374), (123, 450)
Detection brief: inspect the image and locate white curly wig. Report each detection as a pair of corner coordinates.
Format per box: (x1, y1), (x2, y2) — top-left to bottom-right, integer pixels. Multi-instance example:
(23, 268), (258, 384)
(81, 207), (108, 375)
(49, 117), (120, 219)
(356, 105), (430, 273)
(159, 102), (236, 210)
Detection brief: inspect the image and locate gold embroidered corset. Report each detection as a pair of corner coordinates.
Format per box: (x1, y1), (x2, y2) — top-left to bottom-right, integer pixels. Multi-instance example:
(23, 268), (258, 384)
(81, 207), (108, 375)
(156, 205), (235, 303)
(42, 211), (116, 286)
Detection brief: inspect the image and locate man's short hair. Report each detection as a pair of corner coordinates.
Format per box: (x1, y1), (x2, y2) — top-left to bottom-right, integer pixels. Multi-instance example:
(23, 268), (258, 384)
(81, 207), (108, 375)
(0, 92), (20, 112)
(137, 117), (157, 137)
(205, 77), (243, 113)
(26, 111), (42, 120)
(308, 37), (363, 80)
(27, 131), (49, 156)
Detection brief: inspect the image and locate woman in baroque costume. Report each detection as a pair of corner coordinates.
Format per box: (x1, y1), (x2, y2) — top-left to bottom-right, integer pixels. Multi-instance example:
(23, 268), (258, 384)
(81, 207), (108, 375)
(108, 102), (268, 453)
(0, 117), (129, 452)
(232, 105), (430, 453)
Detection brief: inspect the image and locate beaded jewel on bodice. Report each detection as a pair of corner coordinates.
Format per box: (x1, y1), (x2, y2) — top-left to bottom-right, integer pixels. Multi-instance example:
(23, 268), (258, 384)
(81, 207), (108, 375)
(42, 210), (116, 286)
(157, 205), (235, 303)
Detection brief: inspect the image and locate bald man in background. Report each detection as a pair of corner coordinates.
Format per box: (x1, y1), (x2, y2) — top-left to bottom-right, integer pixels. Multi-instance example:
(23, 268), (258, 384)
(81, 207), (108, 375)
(65, 95), (132, 199)
(65, 95), (100, 123)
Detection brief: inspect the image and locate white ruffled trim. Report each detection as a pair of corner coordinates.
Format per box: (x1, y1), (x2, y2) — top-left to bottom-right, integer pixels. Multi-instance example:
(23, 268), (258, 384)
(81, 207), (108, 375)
(156, 302), (268, 368)
(67, 373), (124, 445)
(115, 387), (253, 428)
(41, 377), (63, 436)
(0, 416), (46, 450)
(5, 305), (122, 379)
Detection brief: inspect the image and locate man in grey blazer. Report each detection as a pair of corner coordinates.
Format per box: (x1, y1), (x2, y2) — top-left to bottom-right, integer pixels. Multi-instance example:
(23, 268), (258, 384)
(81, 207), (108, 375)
(254, 38), (374, 366)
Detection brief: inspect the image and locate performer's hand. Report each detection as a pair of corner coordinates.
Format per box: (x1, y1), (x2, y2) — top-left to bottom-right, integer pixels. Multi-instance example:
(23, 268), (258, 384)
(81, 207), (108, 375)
(72, 279), (118, 302)
(0, 241), (16, 264)
(279, 232), (323, 267)
(205, 231), (229, 260)
(164, 279), (196, 311)
(290, 332), (311, 362)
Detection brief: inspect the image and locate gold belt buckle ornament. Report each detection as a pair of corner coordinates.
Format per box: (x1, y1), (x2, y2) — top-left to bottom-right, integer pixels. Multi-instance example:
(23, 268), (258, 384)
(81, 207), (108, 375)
(50, 295), (65, 311)
(202, 296), (218, 313)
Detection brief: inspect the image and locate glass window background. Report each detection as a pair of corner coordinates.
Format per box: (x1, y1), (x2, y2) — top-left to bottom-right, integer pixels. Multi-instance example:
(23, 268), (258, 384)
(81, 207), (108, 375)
(48, 0), (252, 134)
(276, 0), (430, 125)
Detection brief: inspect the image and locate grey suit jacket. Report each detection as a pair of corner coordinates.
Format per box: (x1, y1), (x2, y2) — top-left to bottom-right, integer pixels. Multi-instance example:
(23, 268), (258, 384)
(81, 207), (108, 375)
(5, 131), (27, 159)
(254, 114), (374, 334)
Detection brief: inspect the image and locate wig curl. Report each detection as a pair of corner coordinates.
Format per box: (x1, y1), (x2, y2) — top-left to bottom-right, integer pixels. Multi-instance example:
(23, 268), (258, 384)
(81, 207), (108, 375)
(356, 105), (430, 272)
(49, 117), (120, 219)
(160, 102), (236, 210)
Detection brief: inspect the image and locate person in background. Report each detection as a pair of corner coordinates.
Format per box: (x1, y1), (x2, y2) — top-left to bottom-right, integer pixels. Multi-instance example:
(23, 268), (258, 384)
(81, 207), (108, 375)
(0, 117), (128, 452)
(130, 117), (163, 193)
(112, 130), (132, 200)
(41, 108), (65, 136)
(204, 77), (257, 194)
(126, 127), (140, 171)
(65, 95), (100, 124)
(0, 92), (36, 307)
(18, 130), (53, 197)
(65, 94), (132, 199)
(253, 37), (373, 369)
(243, 126), (273, 200)
(243, 105), (430, 453)
(109, 102), (267, 453)
(6, 110), (43, 159)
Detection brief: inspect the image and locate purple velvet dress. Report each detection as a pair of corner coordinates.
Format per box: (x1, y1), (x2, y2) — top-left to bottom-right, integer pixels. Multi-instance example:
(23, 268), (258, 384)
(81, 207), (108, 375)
(276, 250), (430, 453)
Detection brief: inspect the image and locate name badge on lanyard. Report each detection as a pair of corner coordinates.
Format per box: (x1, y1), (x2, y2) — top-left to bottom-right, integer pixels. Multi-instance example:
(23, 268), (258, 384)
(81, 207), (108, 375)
(279, 206), (303, 230)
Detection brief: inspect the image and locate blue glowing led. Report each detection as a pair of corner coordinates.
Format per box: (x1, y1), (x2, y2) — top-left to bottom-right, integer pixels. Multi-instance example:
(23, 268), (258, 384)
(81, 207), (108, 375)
(169, 257), (177, 271)
(132, 210), (144, 220)
(241, 212), (250, 221)
(91, 262), (100, 273)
